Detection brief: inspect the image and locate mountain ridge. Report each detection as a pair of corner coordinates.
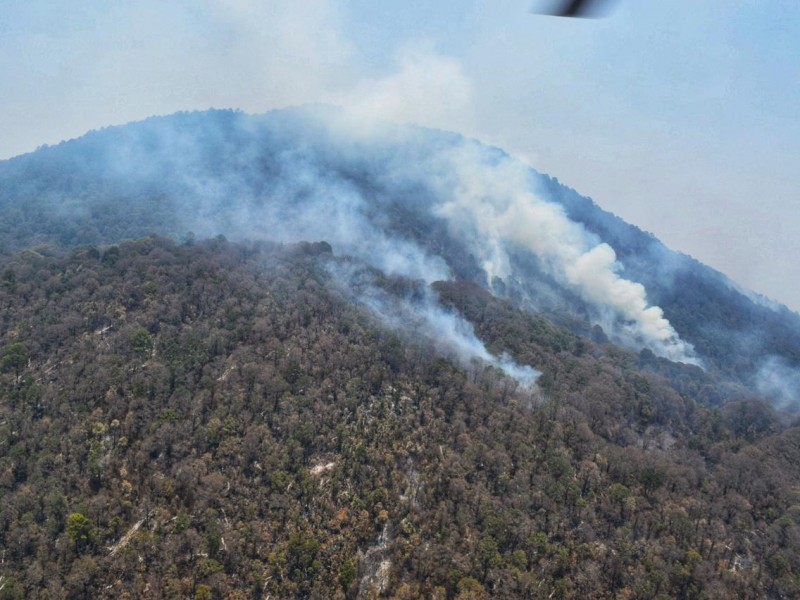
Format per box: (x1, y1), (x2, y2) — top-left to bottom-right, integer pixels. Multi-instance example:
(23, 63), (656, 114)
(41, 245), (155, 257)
(1, 106), (799, 408)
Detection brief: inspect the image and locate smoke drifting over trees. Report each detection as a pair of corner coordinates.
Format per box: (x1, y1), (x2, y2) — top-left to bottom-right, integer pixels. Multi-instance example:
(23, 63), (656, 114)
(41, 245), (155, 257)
(2, 107), (695, 363)
(1, 106), (800, 403)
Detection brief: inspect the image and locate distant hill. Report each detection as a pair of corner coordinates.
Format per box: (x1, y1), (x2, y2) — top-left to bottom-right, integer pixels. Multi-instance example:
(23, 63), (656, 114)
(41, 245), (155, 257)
(1, 106), (799, 407)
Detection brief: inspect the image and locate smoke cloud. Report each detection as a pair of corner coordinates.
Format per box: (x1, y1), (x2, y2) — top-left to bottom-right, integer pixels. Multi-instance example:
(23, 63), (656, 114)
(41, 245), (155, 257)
(396, 297), (539, 388)
(332, 43), (475, 135)
(327, 262), (540, 387)
(407, 141), (699, 363)
(755, 356), (800, 412)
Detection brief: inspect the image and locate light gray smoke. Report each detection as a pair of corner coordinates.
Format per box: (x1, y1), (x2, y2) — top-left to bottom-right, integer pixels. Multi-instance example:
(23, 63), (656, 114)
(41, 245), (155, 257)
(387, 138), (699, 364)
(325, 261), (540, 387)
(756, 356), (800, 411)
(99, 107), (697, 366)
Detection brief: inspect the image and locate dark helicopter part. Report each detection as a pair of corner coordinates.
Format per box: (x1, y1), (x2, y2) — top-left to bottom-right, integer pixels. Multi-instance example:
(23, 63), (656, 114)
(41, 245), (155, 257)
(531, 0), (618, 18)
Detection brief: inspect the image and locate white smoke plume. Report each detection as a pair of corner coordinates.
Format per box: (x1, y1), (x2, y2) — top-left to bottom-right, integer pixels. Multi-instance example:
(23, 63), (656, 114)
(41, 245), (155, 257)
(410, 300), (540, 388)
(419, 142), (698, 364)
(331, 267), (540, 388)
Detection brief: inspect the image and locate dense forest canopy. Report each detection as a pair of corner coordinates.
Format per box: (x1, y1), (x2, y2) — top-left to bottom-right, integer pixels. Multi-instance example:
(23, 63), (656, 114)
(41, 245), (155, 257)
(2, 108), (800, 598)
(0, 236), (799, 598)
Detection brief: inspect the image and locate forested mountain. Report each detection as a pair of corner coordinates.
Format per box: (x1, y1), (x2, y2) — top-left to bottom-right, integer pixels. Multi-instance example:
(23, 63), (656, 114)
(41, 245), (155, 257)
(1, 237), (799, 599)
(1, 108), (800, 599)
(0, 107), (799, 407)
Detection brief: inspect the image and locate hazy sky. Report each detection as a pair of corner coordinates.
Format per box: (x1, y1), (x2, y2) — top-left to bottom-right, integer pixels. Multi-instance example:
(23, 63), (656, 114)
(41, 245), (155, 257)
(1, 0), (799, 309)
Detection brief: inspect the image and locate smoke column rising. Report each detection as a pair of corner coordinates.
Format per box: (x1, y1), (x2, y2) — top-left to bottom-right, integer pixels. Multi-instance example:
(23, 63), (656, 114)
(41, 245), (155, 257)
(421, 142), (698, 363)
(334, 269), (540, 387)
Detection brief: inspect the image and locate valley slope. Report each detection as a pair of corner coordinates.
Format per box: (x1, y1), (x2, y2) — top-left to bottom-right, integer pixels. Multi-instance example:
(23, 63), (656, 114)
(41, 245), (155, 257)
(0, 237), (799, 598)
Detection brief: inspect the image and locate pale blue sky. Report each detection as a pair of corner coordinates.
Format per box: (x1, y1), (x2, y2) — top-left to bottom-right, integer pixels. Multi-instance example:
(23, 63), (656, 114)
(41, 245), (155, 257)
(1, 0), (799, 309)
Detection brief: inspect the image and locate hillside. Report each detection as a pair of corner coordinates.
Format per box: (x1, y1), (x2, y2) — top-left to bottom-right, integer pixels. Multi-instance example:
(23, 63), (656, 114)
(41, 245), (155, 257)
(1, 237), (800, 599)
(1, 108), (799, 407)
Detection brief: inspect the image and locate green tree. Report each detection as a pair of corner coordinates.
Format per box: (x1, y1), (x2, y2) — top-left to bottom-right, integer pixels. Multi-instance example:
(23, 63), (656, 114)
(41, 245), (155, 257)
(456, 576), (488, 600)
(131, 328), (153, 356)
(287, 529), (320, 581)
(194, 584), (213, 600)
(66, 512), (93, 550)
(1, 342), (28, 377)
(339, 558), (357, 592)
